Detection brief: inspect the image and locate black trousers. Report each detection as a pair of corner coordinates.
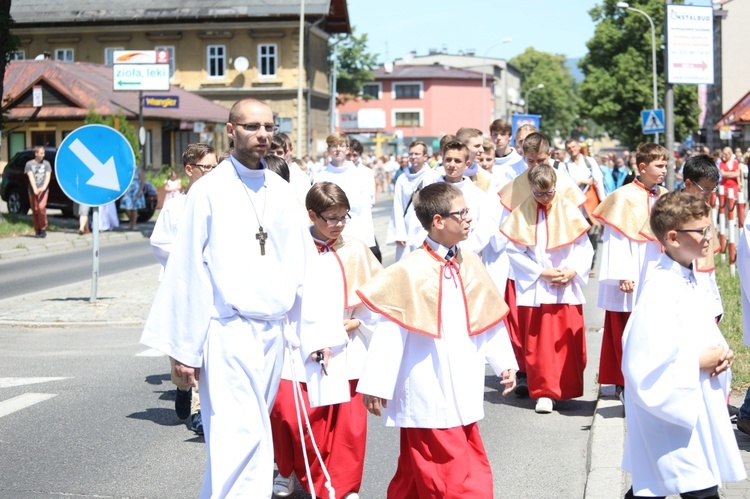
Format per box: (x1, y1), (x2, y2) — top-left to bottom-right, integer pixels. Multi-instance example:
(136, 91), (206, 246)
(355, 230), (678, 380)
(624, 484), (719, 499)
(369, 237), (382, 263)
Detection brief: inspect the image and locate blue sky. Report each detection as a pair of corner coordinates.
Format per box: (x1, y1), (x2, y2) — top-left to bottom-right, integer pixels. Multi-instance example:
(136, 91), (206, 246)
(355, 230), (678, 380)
(347, 0), (717, 63)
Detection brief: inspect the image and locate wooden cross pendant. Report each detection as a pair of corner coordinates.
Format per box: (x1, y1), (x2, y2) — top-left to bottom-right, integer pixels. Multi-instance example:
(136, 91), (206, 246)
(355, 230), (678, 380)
(256, 226), (268, 256)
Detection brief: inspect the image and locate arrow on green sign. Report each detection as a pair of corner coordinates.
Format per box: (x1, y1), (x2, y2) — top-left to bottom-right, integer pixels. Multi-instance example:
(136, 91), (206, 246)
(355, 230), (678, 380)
(117, 81), (140, 86)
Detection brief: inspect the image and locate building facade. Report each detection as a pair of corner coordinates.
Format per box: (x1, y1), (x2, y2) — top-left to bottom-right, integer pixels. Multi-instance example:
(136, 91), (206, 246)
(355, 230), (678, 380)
(394, 51), (523, 128)
(336, 64), (491, 155)
(8, 1), (350, 157)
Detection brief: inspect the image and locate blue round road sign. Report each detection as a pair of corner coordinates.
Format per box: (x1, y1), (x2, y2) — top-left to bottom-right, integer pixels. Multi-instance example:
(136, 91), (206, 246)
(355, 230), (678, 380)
(55, 124), (136, 206)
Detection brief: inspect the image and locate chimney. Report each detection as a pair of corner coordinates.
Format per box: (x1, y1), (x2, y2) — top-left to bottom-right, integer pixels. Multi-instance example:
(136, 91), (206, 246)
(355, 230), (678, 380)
(428, 48), (438, 55)
(384, 62), (394, 74)
(466, 49), (476, 56)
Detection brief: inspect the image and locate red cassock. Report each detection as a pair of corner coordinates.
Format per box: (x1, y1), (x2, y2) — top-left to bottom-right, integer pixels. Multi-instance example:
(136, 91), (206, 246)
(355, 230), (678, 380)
(503, 279), (525, 372)
(518, 303), (587, 399)
(597, 310), (630, 386)
(271, 379), (367, 499)
(386, 423), (492, 499)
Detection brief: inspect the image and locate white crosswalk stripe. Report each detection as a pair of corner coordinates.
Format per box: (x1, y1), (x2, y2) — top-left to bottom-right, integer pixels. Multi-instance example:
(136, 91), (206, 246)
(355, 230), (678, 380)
(0, 377), (68, 388)
(0, 393), (57, 418)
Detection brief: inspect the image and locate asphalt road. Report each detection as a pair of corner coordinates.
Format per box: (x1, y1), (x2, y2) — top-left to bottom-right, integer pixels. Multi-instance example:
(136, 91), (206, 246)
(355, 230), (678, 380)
(0, 195), (604, 498)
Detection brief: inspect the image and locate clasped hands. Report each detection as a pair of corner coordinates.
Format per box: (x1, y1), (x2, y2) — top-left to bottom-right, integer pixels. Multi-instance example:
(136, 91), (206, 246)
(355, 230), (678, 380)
(540, 267), (576, 287)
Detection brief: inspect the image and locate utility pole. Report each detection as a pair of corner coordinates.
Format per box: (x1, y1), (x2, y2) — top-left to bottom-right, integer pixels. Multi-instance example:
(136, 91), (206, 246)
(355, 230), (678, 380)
(664, 0), (675, 190)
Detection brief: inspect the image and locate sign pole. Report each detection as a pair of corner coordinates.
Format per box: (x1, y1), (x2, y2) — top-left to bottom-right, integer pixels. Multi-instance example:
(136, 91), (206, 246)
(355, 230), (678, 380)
(138, 90), (145, 170)
(664, 0), (675, 191)
(90, 206), (100, 303)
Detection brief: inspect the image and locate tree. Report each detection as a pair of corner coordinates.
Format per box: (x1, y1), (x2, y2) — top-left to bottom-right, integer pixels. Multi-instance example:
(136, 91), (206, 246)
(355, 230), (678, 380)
(578, 0), (699, 148)
(85, 109), (141, 165)
(0, 0), (20, 130)
(510, 48), (578, 141)
(329, 27), (378, 104)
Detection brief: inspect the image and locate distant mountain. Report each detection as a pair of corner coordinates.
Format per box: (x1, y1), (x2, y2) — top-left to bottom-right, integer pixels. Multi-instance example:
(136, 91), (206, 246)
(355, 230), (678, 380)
(567, 57), (584, 83)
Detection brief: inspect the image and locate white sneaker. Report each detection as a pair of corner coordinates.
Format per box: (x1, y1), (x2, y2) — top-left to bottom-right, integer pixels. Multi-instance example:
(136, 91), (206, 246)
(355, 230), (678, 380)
(343, 493), (361, 499)
(273, 474), (294, 497)
(535, 397), (554, 414)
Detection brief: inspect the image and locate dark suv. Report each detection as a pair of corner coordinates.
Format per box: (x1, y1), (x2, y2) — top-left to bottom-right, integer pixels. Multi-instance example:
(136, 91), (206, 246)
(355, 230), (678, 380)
(1, 147), (157, 222)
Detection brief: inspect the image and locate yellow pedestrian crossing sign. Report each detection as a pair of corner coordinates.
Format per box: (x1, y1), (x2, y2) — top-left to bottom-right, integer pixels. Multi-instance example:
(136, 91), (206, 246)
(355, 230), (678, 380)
(641, 109), (665, 135)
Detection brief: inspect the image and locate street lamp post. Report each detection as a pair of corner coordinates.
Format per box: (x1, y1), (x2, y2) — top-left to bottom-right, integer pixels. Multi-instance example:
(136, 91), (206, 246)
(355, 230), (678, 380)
(481, 37), (512, 129)
(617, 1), (659, 144)
(524, 83), (544, 113)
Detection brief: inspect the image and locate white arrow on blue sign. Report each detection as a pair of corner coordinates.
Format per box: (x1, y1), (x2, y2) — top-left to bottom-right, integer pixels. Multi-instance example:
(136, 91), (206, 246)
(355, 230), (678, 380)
(55, 124), (136, 206)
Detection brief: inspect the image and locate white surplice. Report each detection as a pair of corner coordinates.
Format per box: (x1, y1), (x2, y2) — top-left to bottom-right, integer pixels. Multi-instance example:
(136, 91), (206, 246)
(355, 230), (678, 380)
(597, 227), (659, 312)
(288, 161), (311, 205)
(149, 193), (186, 279)
(622, 254), (746, 496)
(507, 211), (593, 307)
(441, 176), (495, 255)
(739, 220), (750, 344)
(281, 235), (379, 407)
(356, 238), (518, 429)
(314, 161), (376, 247)
(385, 166), (439, 261)
(695, 267), (724, 321)
(490, 149), (525, 192)
(140, 157), (340, 499)
(567, 154), (607, 201)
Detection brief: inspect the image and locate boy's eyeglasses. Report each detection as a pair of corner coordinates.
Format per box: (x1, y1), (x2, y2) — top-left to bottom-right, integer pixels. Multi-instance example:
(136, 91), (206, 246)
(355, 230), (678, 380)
(317, 212), (351, 226)
(189, 163), (218, 172)
(232, 122), (279, 134)
(531, 189), (556, 197)
(693, 182), (718, 195)
(675, 225), (713, 239)
(440, 208), (470, 220)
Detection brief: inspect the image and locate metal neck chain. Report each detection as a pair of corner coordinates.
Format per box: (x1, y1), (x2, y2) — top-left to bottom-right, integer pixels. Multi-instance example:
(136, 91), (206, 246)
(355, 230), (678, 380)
(233, 164), (269, 254)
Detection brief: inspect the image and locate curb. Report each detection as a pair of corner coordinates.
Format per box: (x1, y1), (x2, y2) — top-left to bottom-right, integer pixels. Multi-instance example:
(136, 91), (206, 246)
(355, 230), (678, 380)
(0, 320), (146, 328)
(585, 384), (627, 499)
(0, 231), (146, 260)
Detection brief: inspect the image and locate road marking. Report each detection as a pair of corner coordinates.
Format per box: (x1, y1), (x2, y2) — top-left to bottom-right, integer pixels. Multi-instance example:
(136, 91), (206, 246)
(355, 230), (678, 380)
(136, 348), (166, 357)
(0, 393), (56, 418)
(0, 377), (68, 388)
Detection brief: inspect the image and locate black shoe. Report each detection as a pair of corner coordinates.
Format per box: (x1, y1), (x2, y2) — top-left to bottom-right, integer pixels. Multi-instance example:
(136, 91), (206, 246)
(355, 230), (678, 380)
(188, 411), (204, 435)
(34, 232), (42, 238)
(40, 230), (47, 238)
(514, 372), (529, 397)
(729, 404), (740, 423)
(737, 417), (750, 436)
(175, 388), (192, 420)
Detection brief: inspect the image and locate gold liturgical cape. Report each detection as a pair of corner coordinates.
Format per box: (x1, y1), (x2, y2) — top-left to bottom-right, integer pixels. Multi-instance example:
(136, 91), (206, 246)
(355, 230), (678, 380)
(498, 168), (586, 212)
(696, 229), (720, 272)
(356, 242), (508, 338)
(591, 180), (667, 242)
(500, 193), (590, 250)
(470, 167), (492, 192)
(316, 236), (383, 309)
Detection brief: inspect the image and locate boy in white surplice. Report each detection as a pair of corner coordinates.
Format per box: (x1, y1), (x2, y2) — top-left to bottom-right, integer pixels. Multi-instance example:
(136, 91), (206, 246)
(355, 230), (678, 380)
(622, 191), (746, 498)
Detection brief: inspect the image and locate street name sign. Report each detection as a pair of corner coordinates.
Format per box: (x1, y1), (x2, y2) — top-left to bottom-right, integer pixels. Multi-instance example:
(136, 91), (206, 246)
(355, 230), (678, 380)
(55, 124), (136, 206)
(666, 5), (714, 84)
(641, 109), (665, 135)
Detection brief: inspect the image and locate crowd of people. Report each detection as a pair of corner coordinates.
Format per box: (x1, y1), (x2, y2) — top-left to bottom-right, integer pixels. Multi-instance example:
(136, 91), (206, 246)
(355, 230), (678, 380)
(140, 97), (748, 499)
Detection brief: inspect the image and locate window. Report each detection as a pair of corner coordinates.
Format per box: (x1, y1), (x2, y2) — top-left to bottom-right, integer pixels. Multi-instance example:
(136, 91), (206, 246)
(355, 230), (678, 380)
(394, 110), (422, 127)
(104, 47), (124, 66)
(54, 49), (74, 62)
(362, 83), (381, 99)
(155, 45), (176, 77)
(258, 43), (277, 78)
(393, 82), (422, 99)
(207, 45), (226, 79)
(11, 50), (24, 60)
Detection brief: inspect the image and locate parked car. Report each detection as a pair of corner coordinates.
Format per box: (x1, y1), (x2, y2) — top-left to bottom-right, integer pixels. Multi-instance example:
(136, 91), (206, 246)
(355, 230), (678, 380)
(1, 147), (157, 222)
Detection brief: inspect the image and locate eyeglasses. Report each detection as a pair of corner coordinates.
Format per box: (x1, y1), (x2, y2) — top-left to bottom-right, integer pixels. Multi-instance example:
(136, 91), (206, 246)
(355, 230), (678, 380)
(675, 225), (713, 239)
(189, 163), (218, 172)
(693, 182), (718, 195)
(531, 189), (556, 197)
(317, 212), (351, 226)
(440, 208), (470, 220)
(232, 122), (279, 134)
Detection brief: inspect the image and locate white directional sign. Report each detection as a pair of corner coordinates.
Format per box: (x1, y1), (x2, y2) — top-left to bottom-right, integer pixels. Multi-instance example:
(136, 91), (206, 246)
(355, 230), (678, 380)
(113, 64), (170, 91)
(112, 50), (171, 91)
(55, 124), (136, 206)
(666, 5), (714, 84)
